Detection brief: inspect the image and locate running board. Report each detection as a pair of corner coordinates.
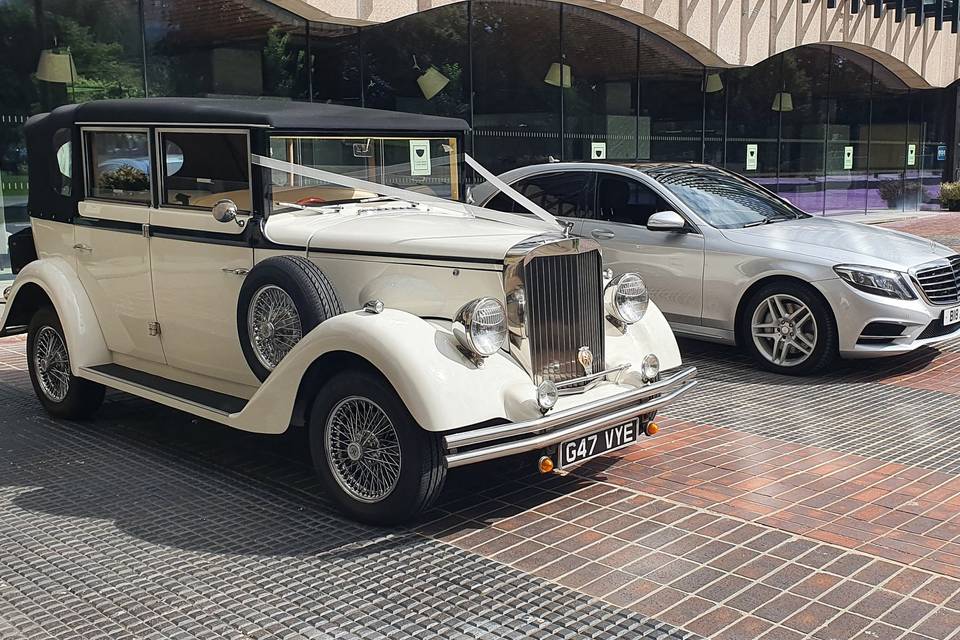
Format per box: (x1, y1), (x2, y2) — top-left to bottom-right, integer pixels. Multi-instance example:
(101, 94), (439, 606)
(80, 364), (248, 416)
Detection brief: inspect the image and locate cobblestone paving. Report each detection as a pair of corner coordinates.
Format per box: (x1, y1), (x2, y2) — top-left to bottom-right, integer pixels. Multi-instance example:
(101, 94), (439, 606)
(3, 215), (960, 639)
(424, 337), (960, 639)
(0, 335), (691, 640)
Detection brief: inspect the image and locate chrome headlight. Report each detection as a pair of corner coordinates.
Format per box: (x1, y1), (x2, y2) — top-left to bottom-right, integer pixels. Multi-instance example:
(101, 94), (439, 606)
(604, 273), (649, 324)
(453, 297), (508, 357)
(834, 265), (916, 300)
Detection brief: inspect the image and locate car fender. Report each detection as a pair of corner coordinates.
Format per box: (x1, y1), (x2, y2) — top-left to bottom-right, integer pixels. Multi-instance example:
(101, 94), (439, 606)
(608, 301), (681, 371)
(231, 308), (536, 434)
(0, 257), (110, 373)
(702, 245), (838, 333)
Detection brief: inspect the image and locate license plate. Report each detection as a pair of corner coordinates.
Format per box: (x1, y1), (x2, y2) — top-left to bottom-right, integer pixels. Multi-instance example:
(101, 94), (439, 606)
(557, 420), (640, 468)
(945, 305), (960, 326)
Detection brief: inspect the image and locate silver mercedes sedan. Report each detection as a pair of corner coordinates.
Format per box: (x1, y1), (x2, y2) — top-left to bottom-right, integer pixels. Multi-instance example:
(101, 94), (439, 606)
(474, 162), (960, 375)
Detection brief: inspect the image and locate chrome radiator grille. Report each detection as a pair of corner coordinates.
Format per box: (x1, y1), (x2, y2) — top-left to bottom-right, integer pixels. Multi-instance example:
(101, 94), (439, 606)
(524, 250), (605, 385)
(915, 255), (960, 305)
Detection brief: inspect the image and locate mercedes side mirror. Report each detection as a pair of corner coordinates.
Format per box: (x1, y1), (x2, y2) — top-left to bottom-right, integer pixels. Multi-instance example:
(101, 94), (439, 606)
(212, 199), (243, 227)
(646, 210), (686, 232)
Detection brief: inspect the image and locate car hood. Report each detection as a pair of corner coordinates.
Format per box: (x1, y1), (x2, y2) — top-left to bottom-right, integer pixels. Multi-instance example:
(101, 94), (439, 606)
(719, 217), (955, 269)
(264, 201), (544, 264)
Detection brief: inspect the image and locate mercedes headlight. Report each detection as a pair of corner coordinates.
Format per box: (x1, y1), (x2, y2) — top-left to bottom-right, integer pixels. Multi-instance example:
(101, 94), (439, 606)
(834, 265), (916, 300)
(604, 273), (649, 324)
(453, 297), (508, 357)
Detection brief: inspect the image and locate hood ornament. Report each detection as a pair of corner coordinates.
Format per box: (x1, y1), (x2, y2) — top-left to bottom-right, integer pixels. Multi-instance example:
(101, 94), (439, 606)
(577, 346), (594, 376)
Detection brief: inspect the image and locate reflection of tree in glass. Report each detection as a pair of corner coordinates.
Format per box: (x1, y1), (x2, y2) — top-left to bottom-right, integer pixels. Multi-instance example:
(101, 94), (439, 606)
(362, 5), (469, 118)
(46, 2), (145, 101)
(98, 165), (148, 193)
(877, 178), (926, 209)
(263, 27), (308, 99)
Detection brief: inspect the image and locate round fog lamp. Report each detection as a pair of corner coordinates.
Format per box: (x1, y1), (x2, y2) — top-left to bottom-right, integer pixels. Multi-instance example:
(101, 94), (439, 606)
(537, 380), (559, 411)
(641, 354), (660, 381)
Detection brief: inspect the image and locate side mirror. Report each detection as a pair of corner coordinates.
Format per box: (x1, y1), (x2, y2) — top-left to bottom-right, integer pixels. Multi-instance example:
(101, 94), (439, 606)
(212, 199), (240, 225)
(647, 210), (686, 232)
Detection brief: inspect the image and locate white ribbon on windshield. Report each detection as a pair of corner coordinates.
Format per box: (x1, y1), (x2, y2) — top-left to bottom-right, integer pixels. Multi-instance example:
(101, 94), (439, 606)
(250, 153), (562, 233)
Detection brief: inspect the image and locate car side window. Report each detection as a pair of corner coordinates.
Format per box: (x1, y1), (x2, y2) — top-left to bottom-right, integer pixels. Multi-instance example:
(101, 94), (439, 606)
(596, 175), (671, 226)
(160, 131), (250, 211)
(84, 130), (152, 204)
(52, 128), (71, 197)
(484, 191), (516, 213)
(512, 171), (594, 218)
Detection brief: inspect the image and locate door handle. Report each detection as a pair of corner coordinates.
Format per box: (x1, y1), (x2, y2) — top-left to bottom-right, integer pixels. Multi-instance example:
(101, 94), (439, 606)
(222, 267), (250, 276)
(73, 243), (93, 253)
(590, 229), (616, 240)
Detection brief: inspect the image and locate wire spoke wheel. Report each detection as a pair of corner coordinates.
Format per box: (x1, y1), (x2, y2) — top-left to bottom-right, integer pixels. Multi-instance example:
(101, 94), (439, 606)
(751, 293), (818, 368)
(34, 326), (71, 403)
(247, 285), (303, 371)
(325, 396), (402, 504)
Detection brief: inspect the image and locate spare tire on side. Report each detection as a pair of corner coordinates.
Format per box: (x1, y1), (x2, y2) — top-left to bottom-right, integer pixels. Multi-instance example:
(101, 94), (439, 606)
(238, 255), (343, 381)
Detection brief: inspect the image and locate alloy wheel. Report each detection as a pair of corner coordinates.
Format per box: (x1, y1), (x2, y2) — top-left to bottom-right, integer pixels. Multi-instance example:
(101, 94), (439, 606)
(325, 396), (402, 504)
(750, 293), (818, 367)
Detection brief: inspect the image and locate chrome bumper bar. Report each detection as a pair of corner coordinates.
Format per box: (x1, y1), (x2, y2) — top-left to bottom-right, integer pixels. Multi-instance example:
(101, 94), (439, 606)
(444, 366), (697, 468)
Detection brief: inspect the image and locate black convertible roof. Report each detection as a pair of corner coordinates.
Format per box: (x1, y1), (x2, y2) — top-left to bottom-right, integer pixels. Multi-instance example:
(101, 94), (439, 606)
(34, 98), (471, 132)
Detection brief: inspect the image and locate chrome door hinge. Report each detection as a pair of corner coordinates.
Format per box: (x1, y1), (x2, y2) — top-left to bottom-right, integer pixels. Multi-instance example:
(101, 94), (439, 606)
(142, 223), (150, 238)
(148, 321), (161, 337)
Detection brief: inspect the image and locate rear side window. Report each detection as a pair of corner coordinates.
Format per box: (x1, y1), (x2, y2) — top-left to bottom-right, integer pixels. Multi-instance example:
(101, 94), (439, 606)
(84, 130), (152, 204)
(52, 128), (71, 197)
(160, 131), (250, 211)
(513, 172), (594, 219)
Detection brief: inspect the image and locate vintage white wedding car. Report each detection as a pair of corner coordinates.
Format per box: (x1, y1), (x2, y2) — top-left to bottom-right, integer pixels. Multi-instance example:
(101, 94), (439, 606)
(1, 98), (695, 523)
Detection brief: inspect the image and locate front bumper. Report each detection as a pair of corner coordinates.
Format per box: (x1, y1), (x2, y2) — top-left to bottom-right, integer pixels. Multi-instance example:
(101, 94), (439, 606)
(444, 366), (696, 468)
(813, 278), (960, 358)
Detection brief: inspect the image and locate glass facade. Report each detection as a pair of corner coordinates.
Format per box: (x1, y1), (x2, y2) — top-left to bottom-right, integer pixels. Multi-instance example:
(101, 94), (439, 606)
(0, 0), (957, 281)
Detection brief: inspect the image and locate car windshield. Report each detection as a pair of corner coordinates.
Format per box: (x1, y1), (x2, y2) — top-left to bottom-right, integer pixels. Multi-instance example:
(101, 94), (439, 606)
(254, 148), (564, 236)
(643, 165), (809, 229)
(268, 135), (461, 212)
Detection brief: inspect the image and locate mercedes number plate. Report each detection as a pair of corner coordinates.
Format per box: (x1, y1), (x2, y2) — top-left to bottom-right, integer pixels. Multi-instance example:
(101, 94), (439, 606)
(944, 304), (960, 327)
(558, 419), (640, 468)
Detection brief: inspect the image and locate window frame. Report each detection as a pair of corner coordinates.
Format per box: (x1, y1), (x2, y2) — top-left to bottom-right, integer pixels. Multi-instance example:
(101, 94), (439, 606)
(81, 126), (154, 207)
(155, 127), (253, 213)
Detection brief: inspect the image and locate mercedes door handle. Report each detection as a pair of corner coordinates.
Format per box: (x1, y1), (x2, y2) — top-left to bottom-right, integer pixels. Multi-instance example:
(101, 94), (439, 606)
(222, 267), (250, 276)
(73, 243), (93, 253)
(590, 229), (616, 239)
